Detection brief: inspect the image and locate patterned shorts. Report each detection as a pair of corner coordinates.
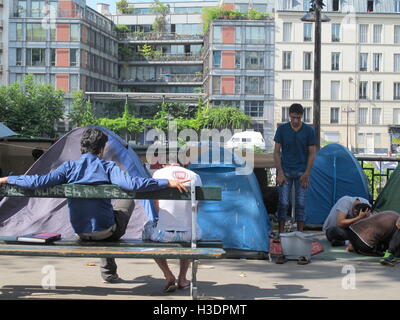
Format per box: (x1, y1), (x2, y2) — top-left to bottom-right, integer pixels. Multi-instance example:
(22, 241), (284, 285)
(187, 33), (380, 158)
(142, 220), (202, 242)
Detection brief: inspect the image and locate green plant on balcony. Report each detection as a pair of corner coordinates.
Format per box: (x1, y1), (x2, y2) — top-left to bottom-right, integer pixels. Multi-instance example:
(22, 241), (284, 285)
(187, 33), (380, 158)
(116, 0), (131, 14)
(118, 45), (134, 60)
(195, 71), (203, 81)
(247, 9), (268, 20)
(115, 24), (130, 33)
(150, 0), (170, 33)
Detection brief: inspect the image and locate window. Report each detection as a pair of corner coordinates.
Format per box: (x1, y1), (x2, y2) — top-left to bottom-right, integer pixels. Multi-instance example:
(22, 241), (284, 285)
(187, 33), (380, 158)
(332, 0), (340, 11)
(331, 52), (340, 71)
(395, 0), (400, 12)
(358, 108), (368, 124)
(26, 48), (45, 66)
(246, 27), (265, 44)
(235, 77), (241, 94)
(31, 0), (45, 17)
(244, 101), (264, 117)
(16, 0), (27, 17)
(69, 74), (79, 92)
(303, 23), (312, 42)
(245, 77), (264, 94)
(372, 108), (381, 124)
(394, 83), (400, 100)
(212, 76), (221, 94)
(359, 53), (368, 71)
(367, 0), (374, 12)
(50, 48), (56, 66)
(282, 80), (292, 99)
(373, 25), (382, 43)
(235, 26), (242, 44)
(283, 23), (292, 42)
(33, 74), (46, 84)
(70, 49), (79, 67)
(283, 0), (292, 9)
(394, 54), (400, 72)
(235, 51), (241, 68)
(16, 24), (23, 41)
(303, 107), (312, 123)
(373, 82), (382, 100)
(395, 26), (400, 43)
(359, 24), (368, 43)
(281, 107), (289, 122)
(394, 108), (400, 124)
(282, 51), (292, 70)
(325, 132), (340, 143)
(303, 80), (312, 100)
(213, 26), (222, 43)
(373, 53), (382, 72)
(26, 23), (46, 41)
(213, 51), (221, 68)
(16, 48), (23, 66)
(359, 82), (368, 99)
(70, 24), (80, 41)
(303, 0), (311, 10)
(330, 107), (340, 124)
(245, 52), (264, 69)
(303, 52), (312, 70)
(331, 81), (340, 100)
(332, 24), (340, 42)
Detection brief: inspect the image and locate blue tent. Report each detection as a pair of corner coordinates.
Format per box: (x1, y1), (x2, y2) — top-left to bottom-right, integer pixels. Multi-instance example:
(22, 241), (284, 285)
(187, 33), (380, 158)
(0, 126), (156, 237)
(304, 143), (371, 225)
(189, 147), (270, 253)
(0, 123), (18, 138)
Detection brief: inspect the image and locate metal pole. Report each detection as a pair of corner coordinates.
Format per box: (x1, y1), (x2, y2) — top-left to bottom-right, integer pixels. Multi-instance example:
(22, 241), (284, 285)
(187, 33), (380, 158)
(313, 3), (322, 151)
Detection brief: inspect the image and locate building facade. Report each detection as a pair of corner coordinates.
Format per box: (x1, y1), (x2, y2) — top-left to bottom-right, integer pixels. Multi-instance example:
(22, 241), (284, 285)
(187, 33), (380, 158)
(275, 0), (400, 154)
(8, 0), (119, 133)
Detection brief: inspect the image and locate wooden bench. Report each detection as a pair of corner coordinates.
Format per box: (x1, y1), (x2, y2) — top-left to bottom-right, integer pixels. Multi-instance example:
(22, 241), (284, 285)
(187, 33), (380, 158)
(0, 182), (224, 299)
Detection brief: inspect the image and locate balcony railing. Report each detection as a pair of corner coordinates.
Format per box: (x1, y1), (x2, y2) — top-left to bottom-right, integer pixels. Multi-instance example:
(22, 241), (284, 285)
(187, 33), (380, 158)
(118, 32), (203, 42)
(120, 53), (203, 63)
(120, 73), (202, 83)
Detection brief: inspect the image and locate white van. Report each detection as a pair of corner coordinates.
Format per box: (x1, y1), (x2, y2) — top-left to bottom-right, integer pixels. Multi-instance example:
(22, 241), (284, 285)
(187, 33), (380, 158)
(225, 131), (266, 151)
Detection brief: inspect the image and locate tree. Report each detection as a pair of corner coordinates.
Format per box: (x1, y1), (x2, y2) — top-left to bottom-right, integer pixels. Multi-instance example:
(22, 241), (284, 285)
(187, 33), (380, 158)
(116, 0), (130, 14)
(69, 90), (96, 127)
(0, 74), (64, 137)
(150, 0), (170, 32)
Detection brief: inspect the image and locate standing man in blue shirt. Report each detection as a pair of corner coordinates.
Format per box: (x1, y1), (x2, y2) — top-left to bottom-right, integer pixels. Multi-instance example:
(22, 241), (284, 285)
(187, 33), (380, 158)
(273, 103), (316, 234)
(0, 128), (189, 283)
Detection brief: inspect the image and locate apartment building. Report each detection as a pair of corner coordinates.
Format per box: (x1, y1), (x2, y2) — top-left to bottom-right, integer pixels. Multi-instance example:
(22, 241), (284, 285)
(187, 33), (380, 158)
(275, 0), (400, 154)
(8, 0), (119, 133)
(203, 15), (275, 148)
(0, 0), (8, 85)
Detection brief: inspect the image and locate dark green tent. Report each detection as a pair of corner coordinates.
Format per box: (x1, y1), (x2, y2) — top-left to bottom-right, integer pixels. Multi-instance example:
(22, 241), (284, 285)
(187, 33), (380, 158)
(374, 165), (400, 212)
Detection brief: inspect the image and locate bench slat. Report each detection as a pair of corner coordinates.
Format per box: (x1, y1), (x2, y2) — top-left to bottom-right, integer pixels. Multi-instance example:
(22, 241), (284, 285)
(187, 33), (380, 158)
(0, 184), (221, 201)
(0, 244), (225, 259)
(0, 237), (223, 248)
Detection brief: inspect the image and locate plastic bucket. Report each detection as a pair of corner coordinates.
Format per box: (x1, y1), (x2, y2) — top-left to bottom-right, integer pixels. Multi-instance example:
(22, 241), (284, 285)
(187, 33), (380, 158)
(280, 232), (315, 260)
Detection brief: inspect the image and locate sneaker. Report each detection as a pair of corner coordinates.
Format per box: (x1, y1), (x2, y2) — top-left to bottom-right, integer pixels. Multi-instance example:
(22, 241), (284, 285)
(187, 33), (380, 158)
(380, 251), (396, 267)
(102, 273), (121, 283)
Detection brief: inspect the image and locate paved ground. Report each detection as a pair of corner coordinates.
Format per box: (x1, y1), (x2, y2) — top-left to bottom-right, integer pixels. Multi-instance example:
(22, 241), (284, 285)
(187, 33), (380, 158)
(0, 236), (399, 301)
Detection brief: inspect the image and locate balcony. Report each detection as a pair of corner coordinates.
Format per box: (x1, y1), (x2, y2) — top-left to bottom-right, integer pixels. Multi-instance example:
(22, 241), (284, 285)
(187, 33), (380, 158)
(119, 52), (203, 64)
(120, 73), (202, 85)
(118, 32), (203, 43)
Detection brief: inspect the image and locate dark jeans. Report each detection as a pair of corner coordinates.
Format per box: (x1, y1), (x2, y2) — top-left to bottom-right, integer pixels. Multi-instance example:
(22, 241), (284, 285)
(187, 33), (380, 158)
(325, 226), (349, 244)
(79, 199), (134, 281)
(345, 228), (376, 255)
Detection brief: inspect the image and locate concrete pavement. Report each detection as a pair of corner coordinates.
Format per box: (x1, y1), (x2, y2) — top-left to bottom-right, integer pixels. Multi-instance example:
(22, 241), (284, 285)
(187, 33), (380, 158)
(0, 251), (399, 300)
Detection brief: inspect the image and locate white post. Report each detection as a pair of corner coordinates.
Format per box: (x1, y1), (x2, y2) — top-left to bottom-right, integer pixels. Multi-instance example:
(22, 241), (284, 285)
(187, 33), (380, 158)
(191, 179), (197, 249)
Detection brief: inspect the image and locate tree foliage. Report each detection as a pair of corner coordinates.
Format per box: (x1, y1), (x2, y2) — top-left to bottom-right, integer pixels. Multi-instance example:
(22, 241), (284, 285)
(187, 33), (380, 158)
(0, 74), (64, 137)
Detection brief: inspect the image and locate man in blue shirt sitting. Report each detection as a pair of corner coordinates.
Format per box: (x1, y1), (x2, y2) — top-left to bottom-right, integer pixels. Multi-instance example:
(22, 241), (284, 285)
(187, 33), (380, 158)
(0, 128), (189, 283)
(273, 103), (316, 235)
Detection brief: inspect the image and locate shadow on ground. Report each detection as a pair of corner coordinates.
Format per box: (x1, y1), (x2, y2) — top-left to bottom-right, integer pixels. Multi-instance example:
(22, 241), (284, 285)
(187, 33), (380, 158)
(0, 275), (325, 300)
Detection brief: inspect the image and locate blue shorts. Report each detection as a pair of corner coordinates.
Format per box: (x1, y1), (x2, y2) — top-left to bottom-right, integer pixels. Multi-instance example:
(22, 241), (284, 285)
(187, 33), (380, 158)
(142, 220), (202, 242)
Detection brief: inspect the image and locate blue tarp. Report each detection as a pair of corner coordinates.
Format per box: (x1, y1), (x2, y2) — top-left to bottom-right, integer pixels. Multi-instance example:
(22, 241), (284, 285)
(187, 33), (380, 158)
(189, 147), (270, 253)
(304, 143), (371, 225)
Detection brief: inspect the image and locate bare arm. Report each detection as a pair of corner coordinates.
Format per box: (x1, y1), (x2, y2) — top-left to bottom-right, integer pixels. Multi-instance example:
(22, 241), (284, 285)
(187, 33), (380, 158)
(337, 208), (369, 228)
(300, 145), (316, 188)
(273, 142), (287, 186)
